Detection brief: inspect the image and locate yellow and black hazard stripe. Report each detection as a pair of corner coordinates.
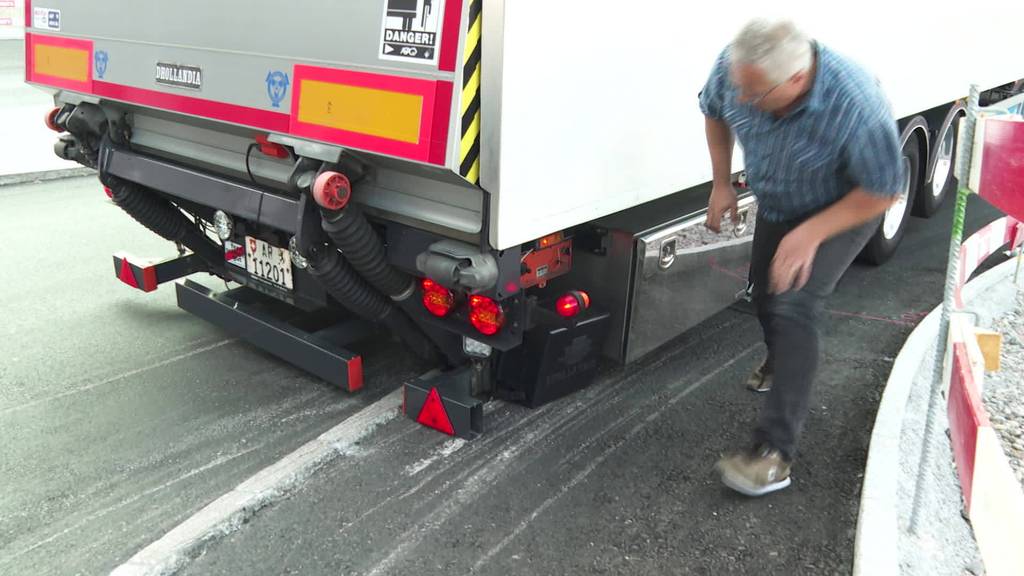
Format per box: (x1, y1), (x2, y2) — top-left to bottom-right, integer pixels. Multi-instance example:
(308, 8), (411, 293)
(459, 0), (482, 185)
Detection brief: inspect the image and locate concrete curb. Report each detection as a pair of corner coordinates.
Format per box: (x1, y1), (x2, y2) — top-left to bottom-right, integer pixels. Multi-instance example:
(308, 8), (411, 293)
(853, 257), (1019, 576)
(0, 167), (95, 188)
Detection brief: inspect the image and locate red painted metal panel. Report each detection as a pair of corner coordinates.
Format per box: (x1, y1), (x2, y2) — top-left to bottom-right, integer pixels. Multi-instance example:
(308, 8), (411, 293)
(977, 118), (1024, 221)
(947, 342), (989, 513)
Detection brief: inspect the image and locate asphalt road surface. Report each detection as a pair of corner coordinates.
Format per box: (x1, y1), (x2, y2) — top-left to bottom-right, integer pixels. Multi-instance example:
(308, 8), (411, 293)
(0, 176), (1004, 575)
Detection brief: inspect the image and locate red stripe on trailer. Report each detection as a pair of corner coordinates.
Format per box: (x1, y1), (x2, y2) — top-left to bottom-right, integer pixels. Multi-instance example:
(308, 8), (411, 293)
(26, 35), (291, 132)
(24, 0), (30, 29)
(437, 0), (464, 73)
(25, 34), (453, 167)
(92, 80), (291, 133)
(947, 342), (989, 514)
(347, 356), (364, 393)
(428, 80), (453, 165)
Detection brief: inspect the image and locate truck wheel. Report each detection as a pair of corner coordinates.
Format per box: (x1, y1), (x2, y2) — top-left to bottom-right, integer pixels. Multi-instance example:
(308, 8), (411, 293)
(860, 133), (920, 265)
(914, 113), (959, 217)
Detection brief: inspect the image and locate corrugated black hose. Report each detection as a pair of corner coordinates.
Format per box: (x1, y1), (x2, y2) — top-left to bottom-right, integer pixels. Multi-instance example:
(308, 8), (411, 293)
(307, 244), (437, 362)
(103, 174), (223, 268)
(307, 245), (391, 321)
(320, 204), (414, 300)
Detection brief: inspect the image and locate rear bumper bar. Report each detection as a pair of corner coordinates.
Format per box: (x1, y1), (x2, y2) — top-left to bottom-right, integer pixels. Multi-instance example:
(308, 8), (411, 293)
(176, 279), (368, 392)
(100, 145), (301, 234)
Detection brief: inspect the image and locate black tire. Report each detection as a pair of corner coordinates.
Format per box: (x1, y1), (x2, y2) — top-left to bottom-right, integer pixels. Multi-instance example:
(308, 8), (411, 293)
(914, 114), (959, 217)
(860, 133), (921, 265)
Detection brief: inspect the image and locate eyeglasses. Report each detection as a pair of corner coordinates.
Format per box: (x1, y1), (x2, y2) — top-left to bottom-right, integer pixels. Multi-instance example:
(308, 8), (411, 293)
(743, 81), (782, 105)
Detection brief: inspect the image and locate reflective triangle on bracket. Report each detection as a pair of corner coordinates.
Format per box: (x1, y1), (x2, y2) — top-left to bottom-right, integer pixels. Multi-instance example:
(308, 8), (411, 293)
(416, 387), (455, 436)
(118, 258), (139, 289)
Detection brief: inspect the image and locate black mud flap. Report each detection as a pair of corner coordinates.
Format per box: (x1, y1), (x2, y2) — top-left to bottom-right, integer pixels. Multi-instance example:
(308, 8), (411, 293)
(497, 307), (611, 408)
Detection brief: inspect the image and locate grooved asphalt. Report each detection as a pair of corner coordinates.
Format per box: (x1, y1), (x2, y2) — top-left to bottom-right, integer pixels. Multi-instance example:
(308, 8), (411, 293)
(1, 176), (1004, 575)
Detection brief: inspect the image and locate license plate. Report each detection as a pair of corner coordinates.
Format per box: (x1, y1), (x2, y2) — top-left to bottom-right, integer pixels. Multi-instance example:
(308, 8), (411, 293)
(245, 236), (293, 291)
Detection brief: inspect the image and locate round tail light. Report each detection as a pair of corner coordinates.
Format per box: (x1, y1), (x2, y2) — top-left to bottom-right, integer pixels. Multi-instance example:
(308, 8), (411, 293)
(556, 291), (591, 318)
(469, 295), (505, 336)
(421, 279), (455, 317)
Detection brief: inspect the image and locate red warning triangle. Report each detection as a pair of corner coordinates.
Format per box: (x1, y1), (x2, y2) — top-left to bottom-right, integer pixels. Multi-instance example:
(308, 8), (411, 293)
(118, 259), (139, 289)
(416, 387), (455, 436)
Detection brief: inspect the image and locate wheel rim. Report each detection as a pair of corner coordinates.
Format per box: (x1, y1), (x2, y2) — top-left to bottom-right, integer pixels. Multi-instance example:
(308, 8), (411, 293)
(883, 156), (912, 240)
(931, 126), (955, 198)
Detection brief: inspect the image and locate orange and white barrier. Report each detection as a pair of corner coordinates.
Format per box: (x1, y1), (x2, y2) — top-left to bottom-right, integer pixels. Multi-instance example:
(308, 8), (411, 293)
(955, 216), (1023, 307)
(945, 223), (1024, 576)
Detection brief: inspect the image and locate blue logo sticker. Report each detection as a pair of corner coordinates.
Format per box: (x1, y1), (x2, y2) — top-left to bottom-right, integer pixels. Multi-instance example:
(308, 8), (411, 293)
(265, 71), (290, 108)
(95, 51), (109, 79)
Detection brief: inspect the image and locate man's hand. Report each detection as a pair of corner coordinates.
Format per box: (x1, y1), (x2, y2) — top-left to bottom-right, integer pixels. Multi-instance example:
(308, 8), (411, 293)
(769, 225), (823, 294)
(706, 183), (740, 233)
(767, 188), (895, 293)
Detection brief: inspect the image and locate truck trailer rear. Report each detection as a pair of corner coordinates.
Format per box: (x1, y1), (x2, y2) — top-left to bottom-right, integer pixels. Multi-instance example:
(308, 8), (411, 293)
(24, 0), (1023, 437)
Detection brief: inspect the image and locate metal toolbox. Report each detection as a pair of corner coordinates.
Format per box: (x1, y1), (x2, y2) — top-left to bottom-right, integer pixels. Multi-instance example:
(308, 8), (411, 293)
(557, 185), (757, 364)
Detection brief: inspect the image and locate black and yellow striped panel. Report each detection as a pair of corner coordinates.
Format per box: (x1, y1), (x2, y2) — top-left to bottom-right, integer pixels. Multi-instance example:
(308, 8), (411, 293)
(459, 0), (482, 185)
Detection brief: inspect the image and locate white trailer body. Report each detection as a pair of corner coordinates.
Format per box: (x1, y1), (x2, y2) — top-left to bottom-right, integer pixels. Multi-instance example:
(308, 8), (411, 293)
(483, 1), (1022, 248)
(26, 1), (1022, 250)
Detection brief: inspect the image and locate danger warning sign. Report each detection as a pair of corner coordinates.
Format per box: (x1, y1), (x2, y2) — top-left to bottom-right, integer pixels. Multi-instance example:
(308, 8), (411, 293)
(379, 0), (444, 65)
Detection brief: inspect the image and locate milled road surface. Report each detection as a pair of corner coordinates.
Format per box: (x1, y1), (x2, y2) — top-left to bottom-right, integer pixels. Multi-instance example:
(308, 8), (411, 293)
(0, 176), (1004, 575)
(0, 177), (428, 575)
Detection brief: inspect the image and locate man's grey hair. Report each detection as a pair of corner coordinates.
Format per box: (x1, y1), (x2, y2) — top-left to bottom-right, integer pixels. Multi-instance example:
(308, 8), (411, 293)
(730, 19), (813, 84)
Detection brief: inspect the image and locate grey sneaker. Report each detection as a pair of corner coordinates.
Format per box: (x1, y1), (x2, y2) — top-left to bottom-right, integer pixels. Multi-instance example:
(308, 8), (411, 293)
(717, 445), (792, 497)
(746, 361), (773, 393)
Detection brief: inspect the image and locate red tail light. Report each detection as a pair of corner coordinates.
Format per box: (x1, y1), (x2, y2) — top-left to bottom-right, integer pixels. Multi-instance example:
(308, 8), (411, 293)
(469, 295), (505, 336)
(556, 295), (579, 317)
(421, 278), (455, 317)
(255, 134), (290, 159)
(556, 291), (591, 318)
